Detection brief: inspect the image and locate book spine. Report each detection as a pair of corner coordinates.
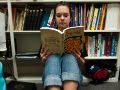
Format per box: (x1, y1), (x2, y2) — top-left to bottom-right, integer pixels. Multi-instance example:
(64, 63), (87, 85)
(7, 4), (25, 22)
(92, 36), (95, 56)
(94, 35), (98, 57)
(110, 36), (116, 56)
(114, 36), (118, 56)
(97, 34), (101, 57)
(30, 6), (36, 30)
(91, 7), (98, 30)
(95, 7), (102, 30)
(104, 35), (108, 56)
(32, 6), (39, 30)
(75, 5), (78, 26)
(83, 3), (87, 29)
(80, 5), (84, 26)
(87, 4), (94, 30)
(100, 35), (104, 56)
(85, 36), (88, 55)
(88, 36), (92, 57)
(70, 3), (76, 26)
(47, 9), (54, 27)
(23, 5), (31, 30)
(98, 4), (107, 30)
(78, 4), (81, 26)
(40, 9), (51, 28)
(36, 8), (43, 29)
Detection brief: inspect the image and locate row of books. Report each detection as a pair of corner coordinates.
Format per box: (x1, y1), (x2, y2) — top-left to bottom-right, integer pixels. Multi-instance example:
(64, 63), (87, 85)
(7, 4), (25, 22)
(13, 4), (45, 31)
(70, 3), (120, 30)
(85, 33), (118, 57)
(2, 3), (119, 31)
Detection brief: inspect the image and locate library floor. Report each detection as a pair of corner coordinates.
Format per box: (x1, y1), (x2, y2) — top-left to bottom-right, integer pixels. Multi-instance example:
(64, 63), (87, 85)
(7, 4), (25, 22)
(36, 81), (120, 90)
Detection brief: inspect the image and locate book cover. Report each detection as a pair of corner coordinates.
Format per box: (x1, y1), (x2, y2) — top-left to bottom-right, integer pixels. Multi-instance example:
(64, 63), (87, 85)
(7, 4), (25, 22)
(105, 3), (120, 30)
(40, 26), (84, 54)
(40, 9), (51, 28)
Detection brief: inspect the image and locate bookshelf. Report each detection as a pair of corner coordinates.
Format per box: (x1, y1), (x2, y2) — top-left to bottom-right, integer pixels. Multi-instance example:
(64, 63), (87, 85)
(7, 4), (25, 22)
(1, 0), (120, 83)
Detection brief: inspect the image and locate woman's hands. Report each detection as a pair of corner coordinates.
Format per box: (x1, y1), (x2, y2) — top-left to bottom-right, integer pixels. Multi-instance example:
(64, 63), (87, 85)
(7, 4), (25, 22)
(73, 49), (86, 64)
(40, 46), (52, 63)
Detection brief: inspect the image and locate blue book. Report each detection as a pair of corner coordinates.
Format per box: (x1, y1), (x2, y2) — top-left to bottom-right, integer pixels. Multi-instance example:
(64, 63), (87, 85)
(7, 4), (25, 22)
(110, 36), (116, 56)
(78, 4), (81, 26)
(40, 10), (51, 28)
(70, 3), (75, 26)
(95, 7), (102, 30)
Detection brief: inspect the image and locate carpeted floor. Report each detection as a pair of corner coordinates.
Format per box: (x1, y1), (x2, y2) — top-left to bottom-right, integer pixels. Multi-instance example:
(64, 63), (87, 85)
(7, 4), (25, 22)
(36, 81), (120, 90)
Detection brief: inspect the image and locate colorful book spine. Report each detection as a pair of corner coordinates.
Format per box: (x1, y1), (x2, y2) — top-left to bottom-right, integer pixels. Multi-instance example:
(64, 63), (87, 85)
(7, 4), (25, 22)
(83, 3), (87, 29)
(47, 9), (54, 27)
(78, 4), (81, 26)
(40, 10), (51, 28)
(86, 4), (94, 30)
(91, 7), (98, 30)
(92, 36), (95, 56)
(94, 35), (98, 56)
(114, 36), (118, 56)
(70, 3), (75, 26)
(110, 36), (116, 56)
(97, 34), (101, 57)
(100, 35), (104, 56)
(95, 7), (102, 30)
(98, 4), (107, 30)
(88, 36), (92, 57)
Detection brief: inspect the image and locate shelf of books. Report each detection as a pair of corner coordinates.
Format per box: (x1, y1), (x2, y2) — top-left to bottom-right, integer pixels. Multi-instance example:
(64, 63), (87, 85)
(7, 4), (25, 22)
(7, 2), (120, 32)
(3, 0), (120, 83)
(85, 56), (118, 60)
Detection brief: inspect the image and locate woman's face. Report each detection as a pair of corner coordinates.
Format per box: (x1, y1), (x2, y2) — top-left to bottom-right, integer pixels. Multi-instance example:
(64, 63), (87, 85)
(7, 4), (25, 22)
(55, 5), (70, 30)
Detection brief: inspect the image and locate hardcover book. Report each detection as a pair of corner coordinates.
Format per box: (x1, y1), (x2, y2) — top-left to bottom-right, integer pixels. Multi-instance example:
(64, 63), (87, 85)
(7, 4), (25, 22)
(40, 26), (84, 54)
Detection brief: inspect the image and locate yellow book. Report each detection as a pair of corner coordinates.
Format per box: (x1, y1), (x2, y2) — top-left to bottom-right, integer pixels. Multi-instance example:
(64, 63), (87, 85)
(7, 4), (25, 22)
(91, 8), (99, 30)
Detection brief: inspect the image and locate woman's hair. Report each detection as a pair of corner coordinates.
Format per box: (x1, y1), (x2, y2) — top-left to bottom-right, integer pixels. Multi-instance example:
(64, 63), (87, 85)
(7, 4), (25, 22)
(54, 1), (71, 16)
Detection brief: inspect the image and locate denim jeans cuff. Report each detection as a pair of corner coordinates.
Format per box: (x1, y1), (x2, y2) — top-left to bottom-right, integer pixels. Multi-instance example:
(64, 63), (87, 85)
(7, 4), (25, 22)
(62, 72), (83, 84)
(44, 75), (62, 87)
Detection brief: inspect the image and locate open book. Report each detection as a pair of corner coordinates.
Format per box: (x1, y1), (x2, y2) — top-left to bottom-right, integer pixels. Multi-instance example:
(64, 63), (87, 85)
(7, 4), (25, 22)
(40, 26), (84, 54)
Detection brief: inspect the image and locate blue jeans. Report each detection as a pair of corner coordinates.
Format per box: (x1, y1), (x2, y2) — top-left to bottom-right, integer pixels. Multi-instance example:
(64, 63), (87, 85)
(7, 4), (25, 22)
(42, 54), (83, 87)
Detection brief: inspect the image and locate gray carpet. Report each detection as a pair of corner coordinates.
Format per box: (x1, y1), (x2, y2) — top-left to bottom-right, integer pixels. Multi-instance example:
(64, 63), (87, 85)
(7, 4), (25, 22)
(36, 81), (120, 90)
(79, 82), (120, 90)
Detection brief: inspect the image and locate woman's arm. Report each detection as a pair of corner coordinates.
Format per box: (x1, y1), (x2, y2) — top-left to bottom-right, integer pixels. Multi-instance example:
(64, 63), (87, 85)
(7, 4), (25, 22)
(73, 49), (86, 64)
(73, 49), (87, 64)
